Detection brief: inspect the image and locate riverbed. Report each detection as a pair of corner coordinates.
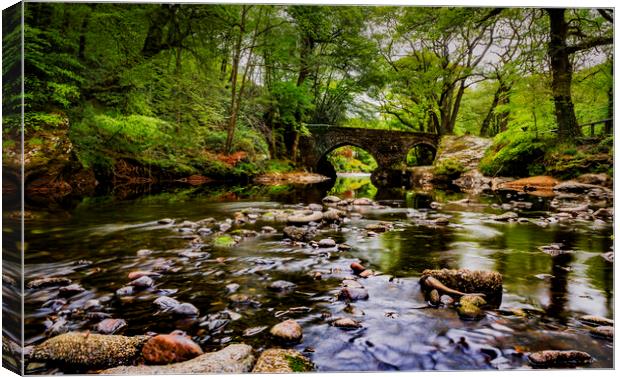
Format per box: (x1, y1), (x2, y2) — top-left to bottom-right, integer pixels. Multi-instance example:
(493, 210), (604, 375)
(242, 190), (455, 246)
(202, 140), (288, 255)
(19, 174), (614, 372)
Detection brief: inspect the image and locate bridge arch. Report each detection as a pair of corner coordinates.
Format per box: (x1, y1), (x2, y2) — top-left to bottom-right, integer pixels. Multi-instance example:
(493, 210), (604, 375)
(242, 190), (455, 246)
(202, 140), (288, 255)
(405, 141), (438, 167)
(316, 142), (380, 178)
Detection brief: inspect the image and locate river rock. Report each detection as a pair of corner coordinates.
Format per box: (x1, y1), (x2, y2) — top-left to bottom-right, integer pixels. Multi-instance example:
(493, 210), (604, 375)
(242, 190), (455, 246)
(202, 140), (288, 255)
(308, 203), (323, 211)
(460, 295), (487, 307)
(601, 251), (614, 262)
(283, 226), (314, 241)
(323, 209), (345, 222)
(95, 318), (128, 335)
(252, 348), (313, 373)
(158, 218), (174, 225)
(350, 262), (366, 274)
(322, 195), (341, 204)
(341, 279), (364, 289)
(318, 238), (337, 248)
(287, 211), (323, 225)
(429, 289), (440, 306)
(128, 271), (160, 280)
(27, 277), (72, 289)
(555, 204), (589, 213)
(153, 296), (180, 311)
(333, 318), (362, 329)
(30, 332), (150, 369)
(458, 302), (484, 321)
(528, 350), (593, 368)
(440, 295), (455, 306)
(268, 280), (296, 292)
(129, 276), (154, 289)
(352, 198), (374, 206)
(338, 287), (369, 301)
(365, 222), (392, 232)
(219, 223), (231, 232)
(225, 283), (240, 293)
(116, 286), (134, 296)
(83, 299), (102, 310)
(136, 249), (153, 257)
(576, 173), (611, 187)
(420, 268), (503, 304)
(359, 269), (374, 278)
(590, 326), (613, 340)
(270, 319), (303, 343)
(553, 181), (603, 193)
(433, 217), (450, 225)
(242, 326), (268, 337)
(261, 226), (276, 233)
(142, 334), (203, 364)
(229, 293), (252, 304)
(491, 212), (518, 221)
(197, 227), (213, 236)
(172, 303), (199, 317)
(104, 344), (254, 374)
(593, 207), (613, 218)
(58, 284), (85, 297)
(579, 315), (614, 327)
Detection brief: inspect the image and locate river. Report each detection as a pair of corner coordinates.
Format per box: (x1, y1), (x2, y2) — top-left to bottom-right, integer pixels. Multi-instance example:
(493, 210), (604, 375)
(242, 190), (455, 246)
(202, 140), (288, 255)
(18, 174), (614, 372)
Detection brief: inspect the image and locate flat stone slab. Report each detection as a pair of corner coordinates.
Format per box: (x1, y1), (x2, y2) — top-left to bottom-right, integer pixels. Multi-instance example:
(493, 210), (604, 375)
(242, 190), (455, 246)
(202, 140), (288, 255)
(103, 344), (254, 374)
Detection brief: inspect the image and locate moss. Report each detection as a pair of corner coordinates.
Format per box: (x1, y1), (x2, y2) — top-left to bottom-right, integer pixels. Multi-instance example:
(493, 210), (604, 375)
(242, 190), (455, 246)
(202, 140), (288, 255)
(285, 355), (313, 372)
(213, 235), (236, 247)
(433, 158), (465, 177)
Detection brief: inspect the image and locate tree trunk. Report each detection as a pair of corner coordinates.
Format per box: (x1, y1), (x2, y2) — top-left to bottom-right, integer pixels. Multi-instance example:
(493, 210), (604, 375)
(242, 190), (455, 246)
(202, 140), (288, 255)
(175, 47), (182, 130)
(224, 6), (247, 153)
(546, 8), (581, 140)
(605, 58), (613, 135)
(78, 13), (90, 60)
(480, 81), (511, 137)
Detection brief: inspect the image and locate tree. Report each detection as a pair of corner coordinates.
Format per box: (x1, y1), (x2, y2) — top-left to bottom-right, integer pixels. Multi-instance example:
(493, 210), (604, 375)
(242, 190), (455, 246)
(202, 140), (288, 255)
(373, 7), (497, 135)
(545, 8), (612, 140)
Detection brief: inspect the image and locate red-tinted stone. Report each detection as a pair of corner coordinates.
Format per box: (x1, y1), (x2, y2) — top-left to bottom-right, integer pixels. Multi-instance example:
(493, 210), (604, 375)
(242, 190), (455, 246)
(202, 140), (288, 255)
(142, 334), (203, 365)
(350, 262), (365, 274)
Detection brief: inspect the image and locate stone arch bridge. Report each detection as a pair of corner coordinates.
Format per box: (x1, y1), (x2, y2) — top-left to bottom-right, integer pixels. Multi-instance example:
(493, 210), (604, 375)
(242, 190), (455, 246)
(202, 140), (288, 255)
(299, 125), (440, 186)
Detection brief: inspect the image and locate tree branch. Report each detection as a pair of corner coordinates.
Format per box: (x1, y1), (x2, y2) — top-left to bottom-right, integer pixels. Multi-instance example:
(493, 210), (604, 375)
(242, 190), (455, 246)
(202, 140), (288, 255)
(566, 36), (613, 54)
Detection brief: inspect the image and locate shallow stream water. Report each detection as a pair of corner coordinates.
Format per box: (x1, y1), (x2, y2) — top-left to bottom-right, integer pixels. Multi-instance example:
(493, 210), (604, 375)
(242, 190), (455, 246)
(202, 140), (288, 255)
(18, 174), (614, 372)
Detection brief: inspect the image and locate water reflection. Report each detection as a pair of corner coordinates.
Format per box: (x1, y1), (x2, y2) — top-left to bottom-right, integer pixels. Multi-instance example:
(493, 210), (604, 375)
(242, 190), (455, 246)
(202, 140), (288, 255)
(22, 174), (614, 372)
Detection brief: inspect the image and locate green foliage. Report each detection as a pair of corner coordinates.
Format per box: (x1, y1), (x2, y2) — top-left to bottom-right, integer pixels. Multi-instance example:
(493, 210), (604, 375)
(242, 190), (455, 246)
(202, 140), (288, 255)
(479, 128), (549, 177)
(260, 159), (295, 174)
(327, 146), (378, 173)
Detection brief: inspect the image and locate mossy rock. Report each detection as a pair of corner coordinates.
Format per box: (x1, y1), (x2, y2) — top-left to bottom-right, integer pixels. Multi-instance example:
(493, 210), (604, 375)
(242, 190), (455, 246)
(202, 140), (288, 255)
(252, 348), (313, 373)
(30, 332), (150, 369)
(213, 235), (236, 247)
(458, 303), (485, 321)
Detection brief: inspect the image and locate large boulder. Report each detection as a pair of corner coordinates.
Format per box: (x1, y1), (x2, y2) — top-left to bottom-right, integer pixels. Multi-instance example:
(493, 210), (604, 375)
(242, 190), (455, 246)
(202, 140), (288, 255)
(103, 344), (254, 374)
(29, 332), (150, 369)
(252, 348), (313, 373)
(420, 269), (503, 305)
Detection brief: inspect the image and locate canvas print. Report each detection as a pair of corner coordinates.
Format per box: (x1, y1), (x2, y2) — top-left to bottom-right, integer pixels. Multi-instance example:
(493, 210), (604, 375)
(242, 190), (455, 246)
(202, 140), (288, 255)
(1, 1), (614, 374)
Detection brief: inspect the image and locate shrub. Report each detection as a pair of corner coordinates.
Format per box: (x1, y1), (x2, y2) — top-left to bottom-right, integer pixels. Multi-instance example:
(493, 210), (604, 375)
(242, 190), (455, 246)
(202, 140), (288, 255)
(479, 130), (548, 177)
